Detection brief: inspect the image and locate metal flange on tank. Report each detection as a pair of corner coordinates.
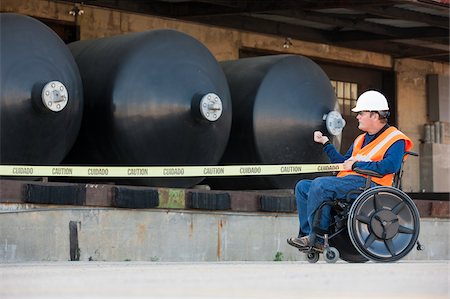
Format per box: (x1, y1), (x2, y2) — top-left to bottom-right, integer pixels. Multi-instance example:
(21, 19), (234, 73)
(0, 13), (83, 165)
(323, 111), (345, 137)
(64, 29), (231, 187)
(208, 54), (345, 189)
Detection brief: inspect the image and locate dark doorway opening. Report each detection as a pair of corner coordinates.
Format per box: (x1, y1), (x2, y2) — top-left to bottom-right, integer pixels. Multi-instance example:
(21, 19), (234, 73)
(37, 17), (79, 44)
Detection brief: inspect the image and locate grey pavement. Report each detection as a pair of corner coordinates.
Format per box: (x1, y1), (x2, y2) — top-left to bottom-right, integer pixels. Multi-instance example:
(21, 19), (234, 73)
(1, 261), (449, 299)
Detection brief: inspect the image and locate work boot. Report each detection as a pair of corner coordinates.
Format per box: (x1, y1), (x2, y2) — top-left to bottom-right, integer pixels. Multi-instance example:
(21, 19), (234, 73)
(298, 230), (306, 238)
(287, 236), (324, 252)
(287, 236), (310, 248)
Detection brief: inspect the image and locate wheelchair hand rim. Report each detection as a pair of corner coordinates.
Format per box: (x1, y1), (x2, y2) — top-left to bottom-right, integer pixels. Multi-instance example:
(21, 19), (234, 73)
(347, 186), (420, 262)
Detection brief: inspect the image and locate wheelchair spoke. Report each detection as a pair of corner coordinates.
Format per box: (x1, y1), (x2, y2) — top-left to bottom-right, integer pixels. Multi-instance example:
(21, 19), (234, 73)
(356, 215), (371, 224)
(373, 194), (382, 211)
(391, 201), (406, 215)
(364, 233), (377, 248)
(398, 225), (415, 234)
(384, 239), (396, 256)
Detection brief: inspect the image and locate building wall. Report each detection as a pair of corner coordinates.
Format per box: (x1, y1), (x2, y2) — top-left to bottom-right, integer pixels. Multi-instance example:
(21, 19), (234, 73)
(395, 59), (449, 192)
(1, 0), (449, 191)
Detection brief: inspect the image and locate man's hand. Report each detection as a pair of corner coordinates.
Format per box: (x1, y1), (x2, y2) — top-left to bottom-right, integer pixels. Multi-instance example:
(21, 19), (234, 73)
(314, 131), (329, 145)
(343, 158), (357, 170)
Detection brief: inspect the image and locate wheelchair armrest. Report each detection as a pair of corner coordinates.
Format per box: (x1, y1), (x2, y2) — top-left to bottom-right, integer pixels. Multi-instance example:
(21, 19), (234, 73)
(405, 151), (419, 157)
(353, 168), (384, 178)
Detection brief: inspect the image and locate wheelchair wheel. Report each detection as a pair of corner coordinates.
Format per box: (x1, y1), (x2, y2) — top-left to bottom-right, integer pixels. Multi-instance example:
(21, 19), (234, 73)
(347, 186), (420, 262)
(306, 252), (319, 263)
(324, 247), (339, 263)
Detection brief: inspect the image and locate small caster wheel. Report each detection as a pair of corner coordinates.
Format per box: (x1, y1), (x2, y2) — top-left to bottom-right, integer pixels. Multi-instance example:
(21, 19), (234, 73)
(306, 252), (319, 263)
(324, 247), (340, 263)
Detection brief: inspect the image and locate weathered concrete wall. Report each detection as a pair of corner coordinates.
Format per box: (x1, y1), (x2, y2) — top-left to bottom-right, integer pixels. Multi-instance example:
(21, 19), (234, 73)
(395, 59), (449, 192)
(1, 0), (449, 192)
(420, 144), (450, 192)
(0, 0), (74, 22)
(0, 205), (448, 262)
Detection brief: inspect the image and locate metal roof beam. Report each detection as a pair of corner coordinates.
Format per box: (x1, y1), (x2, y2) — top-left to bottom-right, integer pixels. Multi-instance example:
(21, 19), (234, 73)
(183, 14), (329, 43)
(356, 5), (449, 28)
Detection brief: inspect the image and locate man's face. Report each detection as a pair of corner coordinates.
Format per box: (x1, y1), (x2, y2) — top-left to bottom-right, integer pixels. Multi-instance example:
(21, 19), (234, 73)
(356, 111), (377, 132)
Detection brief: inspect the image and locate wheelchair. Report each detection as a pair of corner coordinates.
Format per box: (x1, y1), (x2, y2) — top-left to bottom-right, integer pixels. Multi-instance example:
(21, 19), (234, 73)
(299, 151), (423, 263)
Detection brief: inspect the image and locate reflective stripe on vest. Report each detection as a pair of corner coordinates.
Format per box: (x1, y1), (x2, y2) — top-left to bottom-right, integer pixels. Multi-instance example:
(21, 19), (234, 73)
(364, 130), (402, 160)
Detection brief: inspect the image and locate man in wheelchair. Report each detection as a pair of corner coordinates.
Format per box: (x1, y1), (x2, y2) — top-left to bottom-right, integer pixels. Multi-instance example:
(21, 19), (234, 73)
(287, 90), (421, 263)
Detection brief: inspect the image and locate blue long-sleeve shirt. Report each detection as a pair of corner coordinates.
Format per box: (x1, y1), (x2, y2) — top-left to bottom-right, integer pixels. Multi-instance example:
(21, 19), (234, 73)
(323, 128), (406, 175)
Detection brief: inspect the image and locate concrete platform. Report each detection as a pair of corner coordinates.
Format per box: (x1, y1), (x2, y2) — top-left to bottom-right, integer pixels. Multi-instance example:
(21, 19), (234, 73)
(0, 204), (448, 262)
(1, 261), (449, 298)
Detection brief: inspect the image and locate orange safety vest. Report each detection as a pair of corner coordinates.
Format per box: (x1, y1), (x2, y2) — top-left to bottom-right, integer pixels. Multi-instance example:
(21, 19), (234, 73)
(337, 126), (413, 186)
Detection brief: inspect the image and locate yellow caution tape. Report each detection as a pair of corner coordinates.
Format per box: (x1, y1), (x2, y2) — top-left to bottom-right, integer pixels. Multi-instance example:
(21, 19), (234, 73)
(0, 163), (344, 177)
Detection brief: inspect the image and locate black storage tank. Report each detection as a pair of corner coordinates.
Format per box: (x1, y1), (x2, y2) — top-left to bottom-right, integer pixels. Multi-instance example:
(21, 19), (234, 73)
(0, 13), (83, 165)
(208, 55), (343, 190)
(65, 29), (232, 187)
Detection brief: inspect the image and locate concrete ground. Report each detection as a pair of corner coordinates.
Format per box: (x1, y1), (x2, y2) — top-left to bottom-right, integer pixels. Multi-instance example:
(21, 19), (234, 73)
(1, 261), (449, 299)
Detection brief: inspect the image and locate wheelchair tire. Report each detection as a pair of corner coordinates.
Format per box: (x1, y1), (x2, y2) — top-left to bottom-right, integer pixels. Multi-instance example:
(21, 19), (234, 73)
(324, 247), (339, 263)
(347, 186), (420, 262)
(306, 252), (320, 263)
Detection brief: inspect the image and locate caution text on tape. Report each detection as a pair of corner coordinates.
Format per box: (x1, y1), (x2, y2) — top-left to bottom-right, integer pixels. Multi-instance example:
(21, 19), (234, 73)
(0, 163), (344, 178)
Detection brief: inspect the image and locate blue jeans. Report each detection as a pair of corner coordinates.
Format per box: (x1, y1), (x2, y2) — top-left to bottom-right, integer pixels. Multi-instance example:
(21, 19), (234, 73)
(295, 175), (375, 236)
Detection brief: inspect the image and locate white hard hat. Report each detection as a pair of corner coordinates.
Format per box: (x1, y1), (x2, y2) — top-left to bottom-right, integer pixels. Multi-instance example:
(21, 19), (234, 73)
(352, 90), (389, 112)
